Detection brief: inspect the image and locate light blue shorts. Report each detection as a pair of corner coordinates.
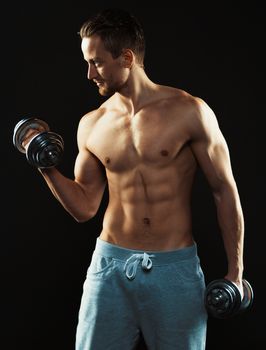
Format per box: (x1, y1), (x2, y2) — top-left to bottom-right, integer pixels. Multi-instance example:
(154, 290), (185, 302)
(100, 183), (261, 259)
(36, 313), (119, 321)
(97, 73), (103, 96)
(75, 238), (207, 350)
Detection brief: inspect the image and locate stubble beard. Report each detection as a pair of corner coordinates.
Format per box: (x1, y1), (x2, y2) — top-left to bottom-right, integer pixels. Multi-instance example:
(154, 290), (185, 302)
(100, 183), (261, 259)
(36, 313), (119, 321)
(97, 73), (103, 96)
(97, 77), (126, 97)
(98, 85), (114, 96)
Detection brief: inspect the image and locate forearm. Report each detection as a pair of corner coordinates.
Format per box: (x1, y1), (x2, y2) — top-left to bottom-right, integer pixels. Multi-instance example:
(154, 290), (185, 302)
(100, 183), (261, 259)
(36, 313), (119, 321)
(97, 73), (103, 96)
(214, 184), (244, 282)
(38, 167), (96, 222)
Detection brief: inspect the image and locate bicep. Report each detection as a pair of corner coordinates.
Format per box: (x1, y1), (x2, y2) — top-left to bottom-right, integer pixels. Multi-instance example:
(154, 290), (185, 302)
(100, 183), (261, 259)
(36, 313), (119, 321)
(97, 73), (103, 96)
(191, 132), (235, 191)
(74, 147), (106, 198)
(74, 112), (107, 197)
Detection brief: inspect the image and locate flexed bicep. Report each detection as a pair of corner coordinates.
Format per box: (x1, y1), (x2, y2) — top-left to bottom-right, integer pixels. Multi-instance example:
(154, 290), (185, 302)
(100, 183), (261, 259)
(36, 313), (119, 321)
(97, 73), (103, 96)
(73, 111), (107, 219)
(74, 147), (107, 206)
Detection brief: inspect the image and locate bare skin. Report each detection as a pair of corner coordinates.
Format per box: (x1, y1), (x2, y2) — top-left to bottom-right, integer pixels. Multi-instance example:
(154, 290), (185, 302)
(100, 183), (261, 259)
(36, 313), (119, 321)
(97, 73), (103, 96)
(23, 34), (244, 295)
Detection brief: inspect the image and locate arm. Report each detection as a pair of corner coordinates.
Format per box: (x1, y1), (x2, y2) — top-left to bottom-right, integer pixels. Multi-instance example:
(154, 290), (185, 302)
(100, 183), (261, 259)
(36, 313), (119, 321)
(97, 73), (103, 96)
(39, 113), (106, 222)
(189, 98), (244, 293)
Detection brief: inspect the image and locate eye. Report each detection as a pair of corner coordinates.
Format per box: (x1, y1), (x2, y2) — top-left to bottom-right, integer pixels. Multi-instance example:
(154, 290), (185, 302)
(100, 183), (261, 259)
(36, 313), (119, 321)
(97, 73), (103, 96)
(94, 60), (102, 67)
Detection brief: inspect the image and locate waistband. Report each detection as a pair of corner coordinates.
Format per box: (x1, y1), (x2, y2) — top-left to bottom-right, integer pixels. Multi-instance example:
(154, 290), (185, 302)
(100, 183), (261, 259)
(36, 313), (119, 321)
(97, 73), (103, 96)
(94, 238), (198, 266)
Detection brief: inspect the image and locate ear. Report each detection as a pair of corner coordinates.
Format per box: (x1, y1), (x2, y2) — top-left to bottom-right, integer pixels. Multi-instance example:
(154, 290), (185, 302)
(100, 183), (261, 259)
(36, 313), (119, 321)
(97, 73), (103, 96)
(121, 49), (134, 68)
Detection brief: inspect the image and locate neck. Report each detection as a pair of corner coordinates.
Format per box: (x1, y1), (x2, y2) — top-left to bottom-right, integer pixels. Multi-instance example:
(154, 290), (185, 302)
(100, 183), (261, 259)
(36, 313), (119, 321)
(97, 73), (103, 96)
(117, 65), (157, 114)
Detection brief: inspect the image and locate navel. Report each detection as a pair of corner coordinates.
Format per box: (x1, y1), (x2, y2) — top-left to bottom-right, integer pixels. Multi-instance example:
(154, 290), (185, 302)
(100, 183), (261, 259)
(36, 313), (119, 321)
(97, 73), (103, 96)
(143, 217), (151, 226)
(105, 157), (111, 164)
(160, 149), (169, 157)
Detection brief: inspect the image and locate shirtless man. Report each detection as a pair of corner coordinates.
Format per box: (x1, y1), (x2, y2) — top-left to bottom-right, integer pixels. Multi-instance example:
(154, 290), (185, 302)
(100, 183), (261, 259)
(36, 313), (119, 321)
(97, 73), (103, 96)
(21, 8), (244, 350)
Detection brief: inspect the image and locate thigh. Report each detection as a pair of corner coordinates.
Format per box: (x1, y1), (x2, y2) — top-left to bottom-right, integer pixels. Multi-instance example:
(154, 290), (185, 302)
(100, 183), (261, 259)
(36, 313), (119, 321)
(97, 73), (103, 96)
(75, 253), (139, 350)
(141, 256), (207, 350)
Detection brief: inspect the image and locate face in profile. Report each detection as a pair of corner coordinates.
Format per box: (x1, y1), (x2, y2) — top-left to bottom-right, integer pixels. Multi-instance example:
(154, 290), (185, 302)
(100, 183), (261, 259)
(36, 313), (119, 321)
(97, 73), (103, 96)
(81, 35), (130, 97)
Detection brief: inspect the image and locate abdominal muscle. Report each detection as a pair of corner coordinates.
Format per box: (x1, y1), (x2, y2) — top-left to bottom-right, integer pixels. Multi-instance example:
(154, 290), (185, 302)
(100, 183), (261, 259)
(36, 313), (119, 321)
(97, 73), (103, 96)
(99, 164), (195, 251)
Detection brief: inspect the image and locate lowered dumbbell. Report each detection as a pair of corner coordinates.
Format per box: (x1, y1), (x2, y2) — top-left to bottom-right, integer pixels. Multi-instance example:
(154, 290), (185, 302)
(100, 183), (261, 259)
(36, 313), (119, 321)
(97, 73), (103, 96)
(13, 117), (64, 168)
(204, 278), (254, 319)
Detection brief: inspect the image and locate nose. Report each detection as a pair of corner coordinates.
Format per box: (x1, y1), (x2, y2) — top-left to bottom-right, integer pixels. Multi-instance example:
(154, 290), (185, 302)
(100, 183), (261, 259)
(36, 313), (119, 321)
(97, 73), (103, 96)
(87, 63), (98, 80)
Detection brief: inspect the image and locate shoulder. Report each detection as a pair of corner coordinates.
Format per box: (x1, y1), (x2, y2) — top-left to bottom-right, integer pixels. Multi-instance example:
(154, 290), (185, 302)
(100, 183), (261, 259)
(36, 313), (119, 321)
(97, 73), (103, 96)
(160, 87), (221, 139)
(190, 97), (220, 133)
(154, 85), (200, 113)
(79, 107), (106, 126)
(78, 98), (115, 130)
(184, 96), (222, 141)
(76, 107), (107, 146)
(78, 94), (124, 128)
(164, 88), (219, 130)
(160, 86), (212, 113)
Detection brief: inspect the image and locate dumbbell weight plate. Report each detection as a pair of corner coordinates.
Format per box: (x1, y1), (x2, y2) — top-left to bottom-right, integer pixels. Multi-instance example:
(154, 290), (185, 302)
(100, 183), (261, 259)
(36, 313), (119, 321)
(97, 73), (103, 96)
(205, 278), (254, 319)
(239, 279), (254, 314)
(13, 117), (50, 153)
(26, 131), (64, 168)
(205, 279), (241, 318)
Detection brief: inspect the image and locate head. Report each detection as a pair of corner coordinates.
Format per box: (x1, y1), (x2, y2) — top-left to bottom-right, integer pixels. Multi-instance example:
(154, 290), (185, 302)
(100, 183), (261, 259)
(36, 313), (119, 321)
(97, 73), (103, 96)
(79, 8), (145, 96)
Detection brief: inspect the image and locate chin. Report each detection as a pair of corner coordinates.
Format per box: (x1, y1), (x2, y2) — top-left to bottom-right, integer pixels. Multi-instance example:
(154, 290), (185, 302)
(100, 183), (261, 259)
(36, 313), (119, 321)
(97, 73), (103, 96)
(99, 86), (115, 97)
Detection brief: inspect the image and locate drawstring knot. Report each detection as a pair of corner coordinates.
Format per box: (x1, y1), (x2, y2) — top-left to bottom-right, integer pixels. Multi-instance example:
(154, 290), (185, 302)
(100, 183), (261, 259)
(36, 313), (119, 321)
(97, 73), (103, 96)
(124, 252), (155, 280)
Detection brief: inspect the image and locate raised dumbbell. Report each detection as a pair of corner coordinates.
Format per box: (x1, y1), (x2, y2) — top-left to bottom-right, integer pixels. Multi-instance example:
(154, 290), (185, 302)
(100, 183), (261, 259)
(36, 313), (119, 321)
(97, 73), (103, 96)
(204, 278), (254, 319)
(13, 117), (64, 168)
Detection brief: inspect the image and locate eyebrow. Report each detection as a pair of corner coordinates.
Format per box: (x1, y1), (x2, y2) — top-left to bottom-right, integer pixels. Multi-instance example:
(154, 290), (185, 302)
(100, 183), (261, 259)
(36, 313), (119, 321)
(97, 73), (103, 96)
(83, 57), (102, 66)
(86, 56), (101, 63)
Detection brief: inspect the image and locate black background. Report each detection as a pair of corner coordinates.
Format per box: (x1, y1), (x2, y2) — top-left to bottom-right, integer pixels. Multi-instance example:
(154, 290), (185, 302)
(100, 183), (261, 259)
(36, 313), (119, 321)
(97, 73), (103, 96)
(2, 1), (264, 349)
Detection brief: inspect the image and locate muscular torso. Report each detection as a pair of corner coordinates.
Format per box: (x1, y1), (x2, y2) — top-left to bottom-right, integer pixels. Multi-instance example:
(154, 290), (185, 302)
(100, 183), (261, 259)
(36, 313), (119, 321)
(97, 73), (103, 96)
(86, 88), (197, 250)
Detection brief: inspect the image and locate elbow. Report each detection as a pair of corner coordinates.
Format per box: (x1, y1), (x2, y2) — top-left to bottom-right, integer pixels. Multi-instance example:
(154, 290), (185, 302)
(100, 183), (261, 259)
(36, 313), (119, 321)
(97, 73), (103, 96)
(72, 207), (98, 223)
(74, 216), (90, 223)
(68, 188), (105, 223)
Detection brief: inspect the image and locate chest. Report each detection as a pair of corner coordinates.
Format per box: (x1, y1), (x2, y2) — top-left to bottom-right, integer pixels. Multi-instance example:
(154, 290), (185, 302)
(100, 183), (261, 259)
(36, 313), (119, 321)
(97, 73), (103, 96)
(88, 113), (188, 170)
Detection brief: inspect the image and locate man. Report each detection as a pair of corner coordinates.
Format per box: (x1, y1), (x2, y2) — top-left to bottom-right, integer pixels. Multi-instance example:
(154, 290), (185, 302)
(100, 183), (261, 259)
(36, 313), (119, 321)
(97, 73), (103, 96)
(22, 8), (244, 350)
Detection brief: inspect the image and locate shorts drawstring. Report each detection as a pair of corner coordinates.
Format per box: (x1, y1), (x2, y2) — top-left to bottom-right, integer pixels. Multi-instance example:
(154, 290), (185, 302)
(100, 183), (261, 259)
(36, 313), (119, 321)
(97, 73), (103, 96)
(124, 252), (155, 280)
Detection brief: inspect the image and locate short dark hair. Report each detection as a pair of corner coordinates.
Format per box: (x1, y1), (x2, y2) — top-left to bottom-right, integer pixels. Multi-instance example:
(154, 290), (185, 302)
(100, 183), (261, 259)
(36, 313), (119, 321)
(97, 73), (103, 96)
(79, 8), (145, 65)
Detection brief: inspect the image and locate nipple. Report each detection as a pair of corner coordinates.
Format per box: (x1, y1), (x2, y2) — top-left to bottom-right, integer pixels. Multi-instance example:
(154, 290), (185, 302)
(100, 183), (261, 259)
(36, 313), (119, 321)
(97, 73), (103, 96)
(160, 150), (169, 157)
(105, 157), (111, 164)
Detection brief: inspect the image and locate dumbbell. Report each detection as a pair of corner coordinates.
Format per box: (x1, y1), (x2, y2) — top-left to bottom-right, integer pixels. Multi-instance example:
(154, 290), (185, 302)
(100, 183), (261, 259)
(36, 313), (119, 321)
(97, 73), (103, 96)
(204, 278), (254, 319)
(13, 117), (64, 168)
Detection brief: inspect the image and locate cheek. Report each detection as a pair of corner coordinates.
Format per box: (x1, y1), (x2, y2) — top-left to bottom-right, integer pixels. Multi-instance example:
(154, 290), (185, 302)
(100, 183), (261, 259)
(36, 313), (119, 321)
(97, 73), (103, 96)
(115, 68), (130, 84)
(102, 63), (129, 84)
(97, 67), (105, 77)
